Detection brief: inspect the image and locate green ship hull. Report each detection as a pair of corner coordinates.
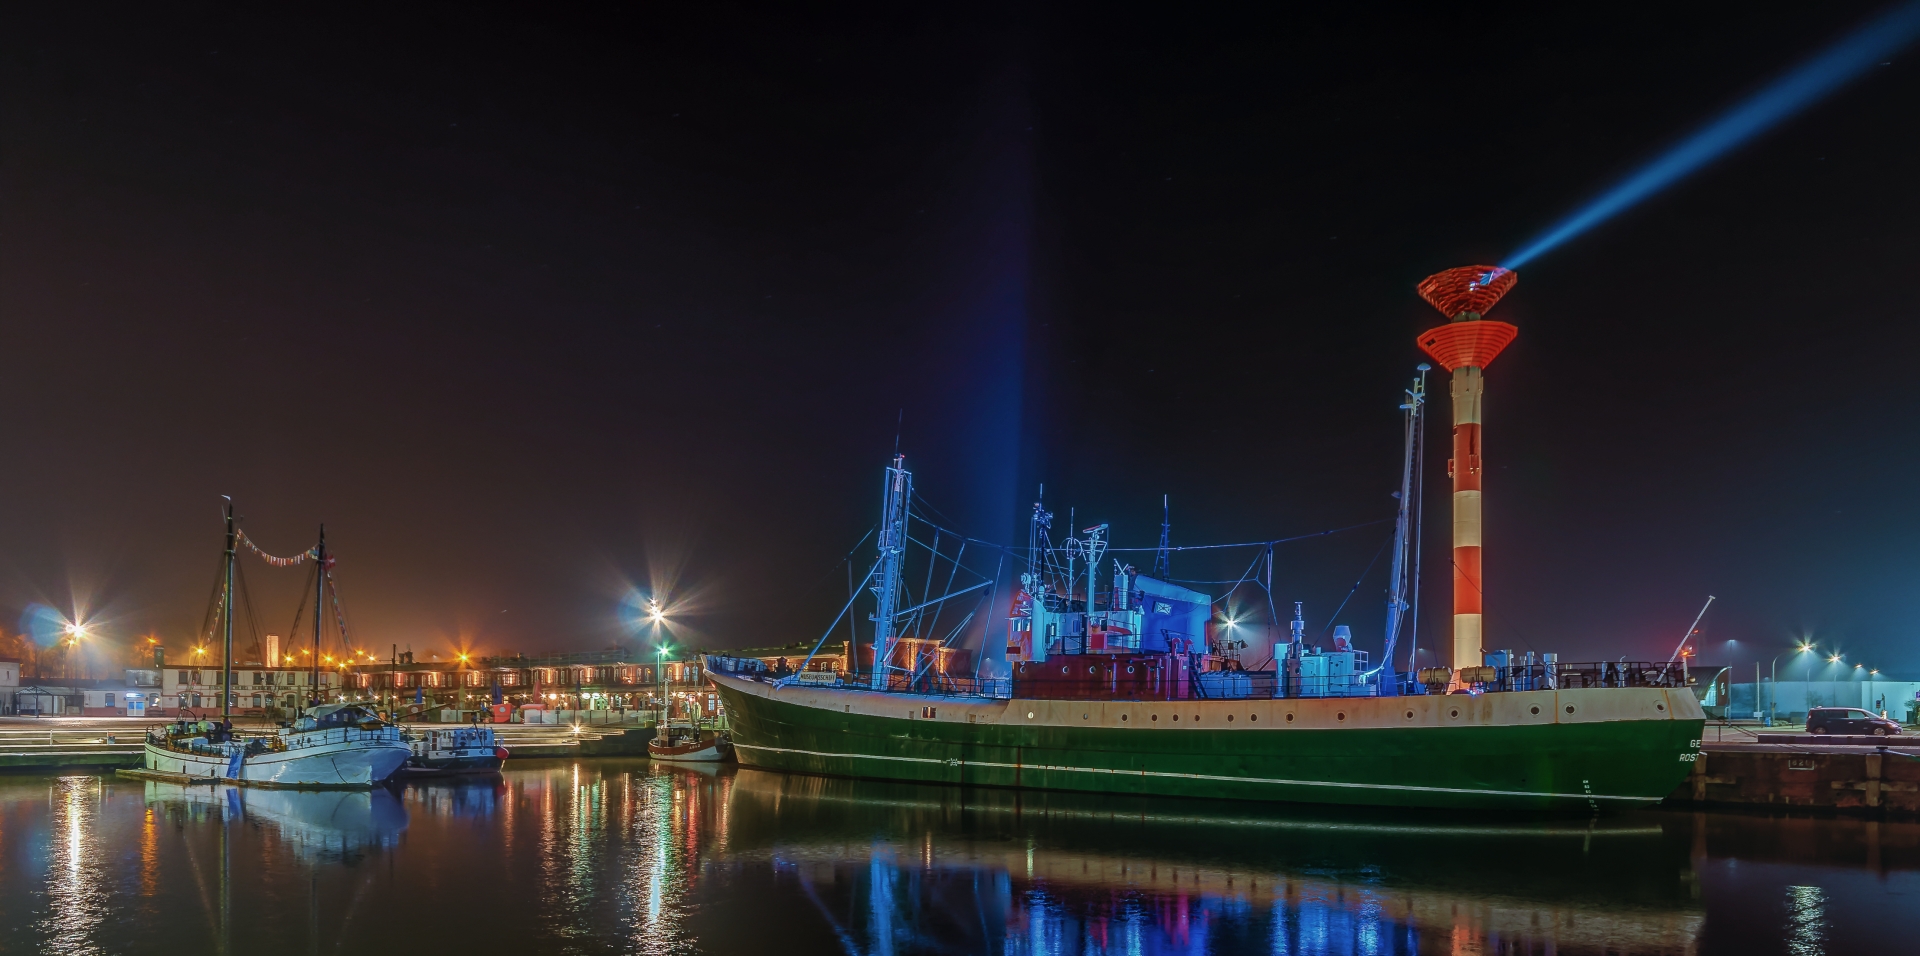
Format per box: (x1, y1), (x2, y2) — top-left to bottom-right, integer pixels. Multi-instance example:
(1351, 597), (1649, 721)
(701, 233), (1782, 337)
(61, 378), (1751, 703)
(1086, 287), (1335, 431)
(710, 669), (1703, 812)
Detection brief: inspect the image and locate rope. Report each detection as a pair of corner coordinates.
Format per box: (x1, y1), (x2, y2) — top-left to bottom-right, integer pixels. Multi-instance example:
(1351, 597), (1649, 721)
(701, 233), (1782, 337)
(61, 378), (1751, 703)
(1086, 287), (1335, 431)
(1318, 531), (1395, 639)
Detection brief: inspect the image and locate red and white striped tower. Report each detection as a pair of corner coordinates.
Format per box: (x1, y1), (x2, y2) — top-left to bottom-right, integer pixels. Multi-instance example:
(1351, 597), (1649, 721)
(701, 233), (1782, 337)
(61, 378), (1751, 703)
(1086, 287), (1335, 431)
(1414, 266), (1519, 678)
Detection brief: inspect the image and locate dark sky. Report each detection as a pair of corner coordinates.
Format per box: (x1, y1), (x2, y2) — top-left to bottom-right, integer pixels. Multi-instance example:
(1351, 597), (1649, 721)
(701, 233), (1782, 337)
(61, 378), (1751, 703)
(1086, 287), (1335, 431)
(3, 3), (1916, 676)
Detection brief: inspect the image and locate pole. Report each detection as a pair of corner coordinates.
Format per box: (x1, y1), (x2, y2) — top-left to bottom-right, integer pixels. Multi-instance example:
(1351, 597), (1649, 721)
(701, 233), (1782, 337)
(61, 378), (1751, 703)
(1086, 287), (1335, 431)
(222, 498), (235, 720)
(1770, 656), (1780, 726)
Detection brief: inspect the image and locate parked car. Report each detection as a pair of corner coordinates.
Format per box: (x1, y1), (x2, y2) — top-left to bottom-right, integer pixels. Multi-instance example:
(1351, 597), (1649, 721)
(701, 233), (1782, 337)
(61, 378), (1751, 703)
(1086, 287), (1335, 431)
(1806, 707), (1903, 736)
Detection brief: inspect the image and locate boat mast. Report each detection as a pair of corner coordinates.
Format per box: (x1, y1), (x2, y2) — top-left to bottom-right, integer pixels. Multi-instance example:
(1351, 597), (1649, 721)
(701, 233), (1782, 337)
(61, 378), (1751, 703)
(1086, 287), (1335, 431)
(868, 455), (911, 690)
(222, 498), (235, 720)
(312, 525), (325, 707)
(1381, 365), (1429, 691)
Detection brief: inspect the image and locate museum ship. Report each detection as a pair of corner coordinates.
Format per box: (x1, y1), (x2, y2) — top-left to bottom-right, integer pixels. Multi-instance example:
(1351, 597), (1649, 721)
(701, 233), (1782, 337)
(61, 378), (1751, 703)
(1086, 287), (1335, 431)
(707, 266), (1705, 812)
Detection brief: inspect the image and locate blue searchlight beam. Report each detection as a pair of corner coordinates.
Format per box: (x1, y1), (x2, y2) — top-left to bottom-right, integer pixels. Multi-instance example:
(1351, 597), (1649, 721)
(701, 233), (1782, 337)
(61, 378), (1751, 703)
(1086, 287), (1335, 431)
(1503, 2), (1920, 270)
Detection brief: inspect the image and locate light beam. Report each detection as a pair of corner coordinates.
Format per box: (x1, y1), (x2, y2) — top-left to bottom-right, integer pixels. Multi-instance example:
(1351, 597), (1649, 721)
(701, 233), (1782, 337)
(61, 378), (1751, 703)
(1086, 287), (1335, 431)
(1504, 2), (1920, 269)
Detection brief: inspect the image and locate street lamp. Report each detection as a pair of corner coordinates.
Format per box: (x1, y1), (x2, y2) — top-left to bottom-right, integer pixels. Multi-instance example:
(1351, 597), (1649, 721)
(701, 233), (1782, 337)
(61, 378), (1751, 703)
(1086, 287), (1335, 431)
(1763, 642), (1818, 728)
(656, 643), (671, 726)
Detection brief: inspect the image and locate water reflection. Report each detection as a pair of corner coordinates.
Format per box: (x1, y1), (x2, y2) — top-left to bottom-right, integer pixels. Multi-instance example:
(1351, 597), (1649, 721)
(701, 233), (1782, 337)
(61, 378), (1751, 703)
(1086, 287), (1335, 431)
(40, 775), (110, 953)
(143, 782), (408, 863)
(0, 763), (1914, 954)
(723, 772), (1705, 956)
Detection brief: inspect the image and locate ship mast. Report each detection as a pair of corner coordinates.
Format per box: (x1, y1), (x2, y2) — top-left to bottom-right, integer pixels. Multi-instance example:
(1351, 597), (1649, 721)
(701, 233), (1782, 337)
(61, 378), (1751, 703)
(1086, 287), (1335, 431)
(868, 455), (911, 690)
(1381, 365), (1429, 692)
(221, 498), (235, 720)
(312, 525), (325, 708)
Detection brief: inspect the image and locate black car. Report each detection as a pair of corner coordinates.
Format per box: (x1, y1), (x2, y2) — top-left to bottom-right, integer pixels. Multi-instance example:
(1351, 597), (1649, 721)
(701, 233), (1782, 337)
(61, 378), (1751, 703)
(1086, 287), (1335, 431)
(1806, 706), (1903, 736)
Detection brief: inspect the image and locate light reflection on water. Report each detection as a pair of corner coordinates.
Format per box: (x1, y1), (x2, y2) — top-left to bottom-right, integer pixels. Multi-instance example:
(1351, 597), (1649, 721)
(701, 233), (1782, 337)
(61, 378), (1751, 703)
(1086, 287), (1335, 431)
(0, 761), (1912, 955)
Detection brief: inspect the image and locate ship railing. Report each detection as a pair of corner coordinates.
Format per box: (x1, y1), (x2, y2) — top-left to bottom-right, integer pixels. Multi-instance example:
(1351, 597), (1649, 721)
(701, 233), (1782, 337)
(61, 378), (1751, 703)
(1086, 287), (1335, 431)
(1394, 661), (1690, 694)
(1546, 661), (1688, 690)
(277, 725), (403, 751)
(770, 670), (1013, 699)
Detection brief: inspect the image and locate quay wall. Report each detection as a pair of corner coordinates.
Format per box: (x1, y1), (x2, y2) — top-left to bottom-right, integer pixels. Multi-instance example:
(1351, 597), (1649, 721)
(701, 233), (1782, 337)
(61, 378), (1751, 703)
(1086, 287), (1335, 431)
(1666, 745), (1920, 816)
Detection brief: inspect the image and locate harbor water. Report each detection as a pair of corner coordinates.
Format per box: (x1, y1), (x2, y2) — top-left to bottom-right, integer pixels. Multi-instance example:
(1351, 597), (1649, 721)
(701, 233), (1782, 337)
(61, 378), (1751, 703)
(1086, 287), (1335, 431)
(0, 760), (1914, 955)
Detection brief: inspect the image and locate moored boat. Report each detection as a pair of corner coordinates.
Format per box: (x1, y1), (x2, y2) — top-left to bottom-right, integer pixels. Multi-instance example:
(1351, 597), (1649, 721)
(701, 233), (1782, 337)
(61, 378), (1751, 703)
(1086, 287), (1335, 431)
(142, 704), (411, 789)
(398, 725), (509, 778)
(135, 502), (409, 790)
(647, 722), (732, 763)
(707, 351), (1705, 812)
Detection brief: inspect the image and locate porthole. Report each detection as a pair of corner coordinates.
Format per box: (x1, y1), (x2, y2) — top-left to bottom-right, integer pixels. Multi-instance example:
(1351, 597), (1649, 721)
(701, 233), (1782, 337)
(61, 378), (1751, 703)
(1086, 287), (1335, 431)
(1060, 666), (1069, 675)
(1227, 715), (1234, 722)
(1565, 705), (1575, 715)
(1250, 714), (1258, 722)
(1088, 666), (1096, 674)
(1126, 665), (1135, 674)
(1173, 714), (1179, 722)
(1530, 706), (1540, 715)
(1082, 713), (1089, 720)
(1151, 714), (1159, 722)
(1193, 715), (1200, 722)
(1284, 713), (1294, 723)
(1027, 712), (1035, 719)
(1336, 712), (1346, 721)
(1121, 714), (1129, 722)
(1449, 709), (1460, 719)
(1656, 703), (1665, 712)
(1405, 710), (1415, 719)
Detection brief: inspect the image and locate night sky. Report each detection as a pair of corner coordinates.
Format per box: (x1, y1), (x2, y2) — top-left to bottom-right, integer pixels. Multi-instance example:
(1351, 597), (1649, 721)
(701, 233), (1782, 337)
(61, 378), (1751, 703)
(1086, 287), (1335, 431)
(3, 4), (1916, 677)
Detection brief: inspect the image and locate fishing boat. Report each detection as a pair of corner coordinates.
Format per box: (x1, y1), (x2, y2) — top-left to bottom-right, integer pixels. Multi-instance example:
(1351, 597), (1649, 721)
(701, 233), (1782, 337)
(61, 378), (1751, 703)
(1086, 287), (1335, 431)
(132, 503), (410, 789)
(647, 720), (732, 763)
(710, 361), (1704, 812)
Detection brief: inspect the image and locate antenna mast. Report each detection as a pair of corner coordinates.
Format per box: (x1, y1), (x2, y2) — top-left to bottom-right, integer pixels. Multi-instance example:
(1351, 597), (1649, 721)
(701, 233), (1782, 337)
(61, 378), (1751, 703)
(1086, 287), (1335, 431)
(1381, 365), (1429, 692)
(1154, 495), (1171, 579)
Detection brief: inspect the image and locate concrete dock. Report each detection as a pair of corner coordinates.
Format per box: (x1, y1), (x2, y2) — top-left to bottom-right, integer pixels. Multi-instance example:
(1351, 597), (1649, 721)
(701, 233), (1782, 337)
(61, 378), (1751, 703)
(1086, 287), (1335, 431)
(0, 717), (653, 772)
(1666, 731), (1920, 816)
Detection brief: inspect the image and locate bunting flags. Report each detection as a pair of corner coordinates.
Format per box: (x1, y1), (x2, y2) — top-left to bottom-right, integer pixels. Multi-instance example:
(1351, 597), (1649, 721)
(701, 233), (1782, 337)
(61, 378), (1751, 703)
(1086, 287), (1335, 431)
(236, 529), (317, 567)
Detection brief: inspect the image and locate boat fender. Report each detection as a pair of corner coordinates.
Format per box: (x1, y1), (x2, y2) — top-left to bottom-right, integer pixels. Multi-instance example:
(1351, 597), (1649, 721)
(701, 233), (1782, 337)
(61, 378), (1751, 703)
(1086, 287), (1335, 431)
(495, 747), (511, 761)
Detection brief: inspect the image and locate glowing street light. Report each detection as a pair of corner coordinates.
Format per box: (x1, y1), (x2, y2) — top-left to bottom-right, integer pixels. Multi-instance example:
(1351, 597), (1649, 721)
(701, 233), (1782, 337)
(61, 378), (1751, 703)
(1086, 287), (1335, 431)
(648, 599), (666, 624)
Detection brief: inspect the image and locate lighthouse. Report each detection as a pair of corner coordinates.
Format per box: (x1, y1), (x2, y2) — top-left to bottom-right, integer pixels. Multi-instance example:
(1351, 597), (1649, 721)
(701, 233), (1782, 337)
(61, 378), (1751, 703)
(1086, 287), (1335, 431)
(1414, 266), (1519, 678)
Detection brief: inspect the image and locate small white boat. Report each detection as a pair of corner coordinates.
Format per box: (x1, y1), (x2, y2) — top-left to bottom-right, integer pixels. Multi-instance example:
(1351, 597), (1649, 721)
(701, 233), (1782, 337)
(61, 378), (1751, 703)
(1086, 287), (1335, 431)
(141, 704), (411, 790)
(647, 722), (732, 763)
(398, 725), (508, 778)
